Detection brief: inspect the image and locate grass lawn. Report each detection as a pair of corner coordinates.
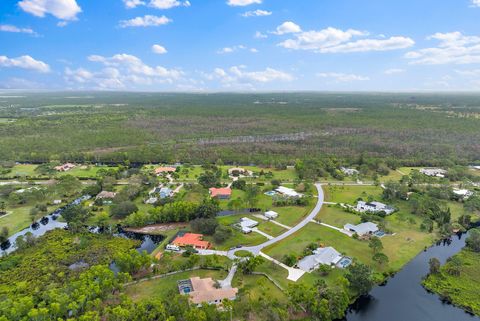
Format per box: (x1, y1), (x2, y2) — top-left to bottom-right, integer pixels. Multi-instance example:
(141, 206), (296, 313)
(323, 185), (383, 204)
(273, 205), (313, 227)
(423, 249), (480, 316)
(257, 221), (286, 237)
(207, 228), (267, 250)
(232, 273), (287, 303)
(3, 164), (38, 178)
(316, 206), (361, 228)
(378, 169), (405, 182)
(58, 165), (117, 178)
(124, 269), (227, 302)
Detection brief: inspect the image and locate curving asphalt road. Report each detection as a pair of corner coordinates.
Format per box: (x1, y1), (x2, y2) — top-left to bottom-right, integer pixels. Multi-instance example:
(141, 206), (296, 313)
(228, 183), (324, 258)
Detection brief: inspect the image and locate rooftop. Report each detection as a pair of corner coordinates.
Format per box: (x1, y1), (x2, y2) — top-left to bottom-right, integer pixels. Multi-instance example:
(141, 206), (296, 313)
(209, 187), (232, 198)
(172, 233), (211, 249)
(187, 277), (238, 305)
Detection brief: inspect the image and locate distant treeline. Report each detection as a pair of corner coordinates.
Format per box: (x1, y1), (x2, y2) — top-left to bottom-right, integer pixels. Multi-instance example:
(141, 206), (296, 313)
(0, 92), (479, 165)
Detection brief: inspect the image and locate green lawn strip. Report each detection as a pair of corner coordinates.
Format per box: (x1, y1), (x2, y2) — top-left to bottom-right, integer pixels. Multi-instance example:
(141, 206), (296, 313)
(57, 165), (117, 178)
(232, 273), (287, 303)
(323, 185), (383, 204)
(423, 250), (480, 316)
(316, 205), (361, 228)
(124, 269), (228, 302)
(3, 164), (38, 178)
(257, 221), (286, 237)
(378, 170), (405, 182)
(272, 204), (314, 227)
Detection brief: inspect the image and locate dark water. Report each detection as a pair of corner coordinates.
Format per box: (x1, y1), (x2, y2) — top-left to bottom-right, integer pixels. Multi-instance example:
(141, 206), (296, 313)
(345, 233), (479, 321)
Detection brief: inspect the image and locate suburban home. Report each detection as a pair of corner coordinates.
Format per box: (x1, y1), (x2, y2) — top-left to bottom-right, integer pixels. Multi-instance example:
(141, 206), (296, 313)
(172, 233), (211, 250)
(52, 199), (62, 205)
(54, 163), (76, 172)
(154, 166), (176, 175)
(264, 210), (279, 219)
(209, 187), (232, 200)
(355, 201), (395, 215)
(159, 187), (173, 199)
(178, 277), (238, 306)
(238, 217), (259, 233)
(420, 168), (447, 178)
(297, 247), (343, 272)
(275, 186), (303, 198)
(344, 222), (379, 236)
(228, 167), (252, 177)
(340, 167), (359, 176)
(95, 191), (117, 200)
(453, 188), (474, 200)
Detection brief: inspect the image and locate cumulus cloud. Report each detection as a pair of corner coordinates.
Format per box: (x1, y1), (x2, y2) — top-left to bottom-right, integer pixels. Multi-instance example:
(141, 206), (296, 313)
(405, 32), (480, 65)
(123, 0), (190, 9)
(227, 0), (262, 6)
(217, 45), (257, 54)
(119, 15), (171, 27)
(152, 44), (168, 54)
(206, 66), (293, 87)
(277, 25), (414, 53)
(316, 72), (369, 82)
(241, 9), (271, 17)
(0, 55), (50, 73)
(272, 21), (302, 35)
(254, 31), (267, 39)
(65, 53), (182, 89)
(0, 24), (36, 35)
(384, 68), (405, 75)
(471, 0), (480, 7)
(18, 0), (81, 22)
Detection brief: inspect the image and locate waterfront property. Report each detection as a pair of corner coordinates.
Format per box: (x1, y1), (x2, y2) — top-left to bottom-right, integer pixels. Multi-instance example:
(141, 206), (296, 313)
(297, 246), (343, 272)
(355, 201), (395, 215)
(172, 233), (211, 250)
(344, 222), (379, 237)
(178, 277), (238, 306)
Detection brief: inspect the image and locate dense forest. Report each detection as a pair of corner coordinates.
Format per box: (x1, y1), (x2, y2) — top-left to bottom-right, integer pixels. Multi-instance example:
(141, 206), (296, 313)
(0, 92), (479, 165)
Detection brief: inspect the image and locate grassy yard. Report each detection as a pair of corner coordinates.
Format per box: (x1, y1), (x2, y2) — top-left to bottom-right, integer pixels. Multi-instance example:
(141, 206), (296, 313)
(378, 169), (405, 182)
(323, 185), (383, 204)
(3, 164), (38, 178)
(232, 273), (287, 303)
(316, 206), (361, 228)
(58, 165), (118, 178)
(273, 205), (313, 227)
(0, 203), (64, 236)
(124, 269), (227, 302)
(257, 221), (286, 237)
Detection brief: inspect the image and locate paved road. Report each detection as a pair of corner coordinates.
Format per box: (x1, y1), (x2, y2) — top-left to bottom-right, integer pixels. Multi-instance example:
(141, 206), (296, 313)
(229, 183), (324, 257)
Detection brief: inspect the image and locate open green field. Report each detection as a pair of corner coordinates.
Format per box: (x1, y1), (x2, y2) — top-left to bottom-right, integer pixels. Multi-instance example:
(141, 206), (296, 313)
(2, 164), (117, 179)
(323, 185), (383, 204)
(379, 169), (405, 182)
(257, 221), (287, 237)
(3, 164), (38, 177)
(316, 205), (361, 228)
(423, 250), (480, 316)
(124, 269), (228, 302)
(273, 205), (313, 227)
(232, 273), (287, 303)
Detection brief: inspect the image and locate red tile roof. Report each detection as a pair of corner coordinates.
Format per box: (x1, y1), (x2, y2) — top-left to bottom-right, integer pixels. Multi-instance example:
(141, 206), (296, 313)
(172, 233), (211, 249)
(154, 167), (176, 174)
(209, 187), (232, 198)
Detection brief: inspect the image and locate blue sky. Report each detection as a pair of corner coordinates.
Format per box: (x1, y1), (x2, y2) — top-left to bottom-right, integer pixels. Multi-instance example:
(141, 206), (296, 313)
(1, 0), (480, 91)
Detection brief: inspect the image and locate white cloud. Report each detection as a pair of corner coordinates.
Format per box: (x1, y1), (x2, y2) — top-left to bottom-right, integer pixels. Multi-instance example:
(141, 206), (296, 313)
(0, 24), (36, 35)
(152, 44), (168, 54)
(65, 53), (183, 89)
(254, 31), (267, 39)
(273, 21), (302, 35)
(0, 55), (50, 73)
(455, 69), (480, 76)
(241, 9), (271, 17)
(227, 0), (262, 6)
(217, 45), (257, 54)
(277, 25), (414, 53)
(207, 66), (293, 87)
(316, 72), (369, 82)
(18, 0), (81, 22)
(119, 15), (172, 28)
(384, 68), (405, 75)
(471, 0), (480, 7)
(405, 32), (480, 65)
(124, 0), (190, 9)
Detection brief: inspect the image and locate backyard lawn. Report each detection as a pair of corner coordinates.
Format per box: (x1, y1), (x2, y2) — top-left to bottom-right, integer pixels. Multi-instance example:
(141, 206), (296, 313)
(323, 185), (383, 204)
(273, 205), (313, 227)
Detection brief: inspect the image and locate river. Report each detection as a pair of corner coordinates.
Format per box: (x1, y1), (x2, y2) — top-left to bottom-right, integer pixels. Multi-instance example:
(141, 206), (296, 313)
(344, 232), (479, 321)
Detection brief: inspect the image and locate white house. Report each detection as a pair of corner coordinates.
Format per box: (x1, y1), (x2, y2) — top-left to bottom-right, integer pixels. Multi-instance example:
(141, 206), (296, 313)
(453, 188), (473, 200)
(239, 217), (259, 234)
(265, 210), (279, 219)
(356, 201), (395, 215)
(297, 247), (342, 272)
(344, 222), (379, 236)
(53, 199), (62, 205)
(275, 186), (303, 198)
(340, 167), (359, 176)
(420, 168), (447, 178)
(166, 244), (181, 251)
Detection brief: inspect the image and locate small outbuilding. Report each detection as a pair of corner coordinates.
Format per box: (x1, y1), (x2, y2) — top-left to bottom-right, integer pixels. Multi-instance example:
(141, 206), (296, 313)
(264, 210), (279, 219)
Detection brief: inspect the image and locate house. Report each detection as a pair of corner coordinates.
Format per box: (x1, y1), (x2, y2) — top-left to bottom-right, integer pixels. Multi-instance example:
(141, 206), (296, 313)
(166, 244), (181, 251)
(178, 277), (238, 306)
(54, 163), (76, 172)
(453, 188), (474, 200)
(297, 247), (343, 272)
(344, 222), (379, 236)
(53, 199), (62, 205)
(473, 166), (480, 170)
(275, 186), (303, 198)
(239, 217), (258, 233)
(172, 233), (211, 250)
(355, 201), (395, 215)
(154, 166), (176, 175)
(228, 167), (252, 177)
(209, 187), (232, 200)
(265, 210), (279, 219)
(420, 168), (447, 178)
(159, 187), (173, 199)
(340, 167), (359, 176)
(145, 197), (158, 204)
(96, 191), (117, 200)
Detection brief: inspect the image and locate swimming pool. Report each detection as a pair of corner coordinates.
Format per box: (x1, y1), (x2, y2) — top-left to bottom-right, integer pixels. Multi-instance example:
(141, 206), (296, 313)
(264, 191), (277, 196)
(337, 257), (352, 269)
